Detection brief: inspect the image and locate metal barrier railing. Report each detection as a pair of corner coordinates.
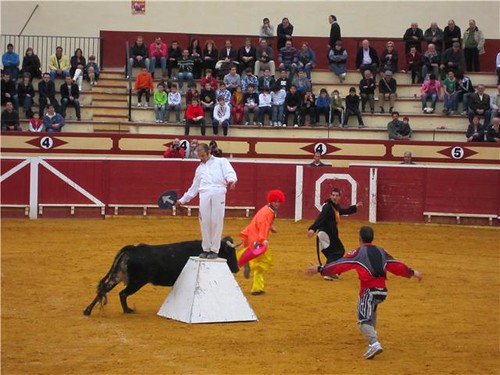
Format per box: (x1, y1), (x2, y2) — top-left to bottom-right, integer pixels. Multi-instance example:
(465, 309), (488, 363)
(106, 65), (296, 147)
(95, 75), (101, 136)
(0, 34), (103, 73)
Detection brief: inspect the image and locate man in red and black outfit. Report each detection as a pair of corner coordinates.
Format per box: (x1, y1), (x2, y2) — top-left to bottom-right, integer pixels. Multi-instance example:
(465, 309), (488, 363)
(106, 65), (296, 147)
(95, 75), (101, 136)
(306, 226), (423, 360)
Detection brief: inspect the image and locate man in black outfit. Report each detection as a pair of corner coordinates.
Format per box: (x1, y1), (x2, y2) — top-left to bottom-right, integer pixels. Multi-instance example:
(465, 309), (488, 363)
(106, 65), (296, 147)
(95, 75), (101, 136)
(307, 188), (363, 279)
(38, 72), (60, 114)
(60, 75), (81, 120)
(328, 15), (341, 48)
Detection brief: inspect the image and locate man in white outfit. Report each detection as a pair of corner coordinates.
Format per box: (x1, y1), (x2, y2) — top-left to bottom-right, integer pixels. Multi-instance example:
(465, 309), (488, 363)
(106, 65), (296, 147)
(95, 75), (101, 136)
(177, 143), (237, 259)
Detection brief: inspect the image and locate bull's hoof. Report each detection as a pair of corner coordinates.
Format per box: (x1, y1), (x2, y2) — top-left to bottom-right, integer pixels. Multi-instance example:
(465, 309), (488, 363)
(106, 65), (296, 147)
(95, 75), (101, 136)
(123, 308), (135, 314)
(83, 308), (92, 316)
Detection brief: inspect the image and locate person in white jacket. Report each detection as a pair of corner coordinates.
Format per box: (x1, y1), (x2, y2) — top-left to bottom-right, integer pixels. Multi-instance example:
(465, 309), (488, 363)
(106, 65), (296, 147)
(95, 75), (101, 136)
(177, 143), (237, 259)
(212, 96), (231, 135)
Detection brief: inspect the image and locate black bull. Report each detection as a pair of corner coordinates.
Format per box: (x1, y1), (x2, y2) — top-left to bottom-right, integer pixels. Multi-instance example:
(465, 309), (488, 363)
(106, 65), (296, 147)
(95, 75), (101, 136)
(83, 237), (239, 316)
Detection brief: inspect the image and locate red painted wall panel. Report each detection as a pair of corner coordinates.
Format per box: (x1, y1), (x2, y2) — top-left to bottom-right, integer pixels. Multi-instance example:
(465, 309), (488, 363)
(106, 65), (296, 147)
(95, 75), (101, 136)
(0, 160), (30, 204)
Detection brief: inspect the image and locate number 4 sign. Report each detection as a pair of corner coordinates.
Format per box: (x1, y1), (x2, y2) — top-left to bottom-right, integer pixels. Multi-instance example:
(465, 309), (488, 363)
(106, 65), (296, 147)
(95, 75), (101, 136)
(40, 136), (54, 150)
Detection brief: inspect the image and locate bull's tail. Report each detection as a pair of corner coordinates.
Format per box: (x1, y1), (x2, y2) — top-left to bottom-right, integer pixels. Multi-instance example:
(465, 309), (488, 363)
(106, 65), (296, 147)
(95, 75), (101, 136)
(83, 246), (132, 316)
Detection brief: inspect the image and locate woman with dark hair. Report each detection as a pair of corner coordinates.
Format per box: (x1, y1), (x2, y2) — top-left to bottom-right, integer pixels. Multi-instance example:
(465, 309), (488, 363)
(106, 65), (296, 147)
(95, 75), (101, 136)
(21, 47), (41, 79)
(189, 39), (203, 79)
(202, 39), (218, 75)
(70, 48), (86, 78)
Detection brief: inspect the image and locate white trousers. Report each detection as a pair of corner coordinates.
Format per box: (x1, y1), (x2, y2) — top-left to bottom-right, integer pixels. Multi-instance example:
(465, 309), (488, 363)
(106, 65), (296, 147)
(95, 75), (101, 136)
(199, 187), (226, 253)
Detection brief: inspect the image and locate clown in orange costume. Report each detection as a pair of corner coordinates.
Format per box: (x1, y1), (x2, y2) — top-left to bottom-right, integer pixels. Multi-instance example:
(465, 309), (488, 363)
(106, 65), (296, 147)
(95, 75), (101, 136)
(238, 189), (286, 295)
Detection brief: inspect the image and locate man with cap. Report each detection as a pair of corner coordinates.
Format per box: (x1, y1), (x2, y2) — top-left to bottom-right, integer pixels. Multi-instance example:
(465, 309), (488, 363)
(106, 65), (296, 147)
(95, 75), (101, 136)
(239, 189), (285, 295)
(378, 70), (397, 114)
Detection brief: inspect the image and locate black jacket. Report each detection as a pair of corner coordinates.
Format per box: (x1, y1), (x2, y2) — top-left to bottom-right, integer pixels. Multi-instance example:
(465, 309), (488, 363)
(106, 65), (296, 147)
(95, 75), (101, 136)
(355, 47), (379, 69)
(38, 80), (57, 100)
(329, 22), (341, 47)
(60, 82), (80, 100)
(17, 82), (35, 102)
(21, 54), (42, 79)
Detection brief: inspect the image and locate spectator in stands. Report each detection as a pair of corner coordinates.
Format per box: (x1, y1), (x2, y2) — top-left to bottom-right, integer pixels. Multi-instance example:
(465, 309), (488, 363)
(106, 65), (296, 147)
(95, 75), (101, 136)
(257, 86), (271, 126)
(468, 84), (491, 127)
(2, 43), (20, 81)
(209, 140), (223, 157)
(238, 38), (256, 75)
(403, 46), (423, 84)
(442, 70), (458, 115)
(128, 36), (149, 79)
(43, 104), (65, 132)
(20, 47), (41, 80)
(215, 82), (231, 105)
(202, 39), (218, 75)
(163, 138), (186, 158)
(188, 39), (203, 79)
(277, 17), (294, 50)
(387, 111), (411, 140)
(49, 46), (70, 81)
(185, 82), (200, 106)
(401, 151), (416, 164)
(330, 89), (344, 127)
(17, 74), (35, 118)
(1, 101), (21, 131)
(279, 40), (298, 79)
(29, 112), (43, 132)
(380, 41), (398, 73)
(149, 37), (167, 78)
(378, 70), (397, 114)
(328, 15), (341, 49)
(486, 117), (500, 142)
(1, 72), (19, 110)
(60, 75), (81, 121)
(187, 139), (199, 158)
(201, 68), (218, 90)
(420, 74), (441, 113)
(241, 68), (259, 94)
(490, 84), (500, 118)
(259, 17), (274, 46)
(422, 43), (441, 79)
(70, 48), (86, 79)
(356, 40), (379, 78)
(134, 67), (154, 107)
(167, 40), (182, 79)
(254, 39), (275, 77)
(177, 49), (195, 92)
(158, 74), (172, 92)
(292, 69), (311, 94)
(301, 90), (316, 126)
(328, 40), (347, 83)
(258, 68), (275, 92)
(343, 87), (364, 128)
(223, 65), (241, 94)
(359, 69), (376, 114)
(85, 55), (100, 85)
(271, 84), (286, 126)
(496, 52), (500, 84)
(200, 81), (216, 119)
(456, 73), (475, 115)
(443, 19), (461, 50)
(213, 95), (231, 135)
(217, 39), (239, 80)
(466, 115), (485, 142)
(276, 69), (291, 92)
(165, 84), (182, 124)
(462, 19), (484, 72)
(153, 83), (167, 123)
(244, 83), (260, 125)
(315, 88), (331, 126)
(231, 85), (245, 125)
(310, 151), (328, 166)
(297, 42), (316, 80)
(38, 72), (59, 114)
(72, 62), (85, 92)
(284, 84), (302, 127)
(184, 98), (205, 136)
(424, 22), (444, 53)
(440, 42), (464, 78)
(403, 22), (424, 53)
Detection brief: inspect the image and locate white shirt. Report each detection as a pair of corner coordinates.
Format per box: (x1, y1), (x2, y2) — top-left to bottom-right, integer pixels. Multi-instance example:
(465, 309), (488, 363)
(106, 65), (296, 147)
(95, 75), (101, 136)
(362, 49), (372, 65)
(179, 156), (237, 203)
(168, 91), (181, 106)
(213, 103), (230, 122)
(258, 92), (272, 107)
(271, 89), (286, 105)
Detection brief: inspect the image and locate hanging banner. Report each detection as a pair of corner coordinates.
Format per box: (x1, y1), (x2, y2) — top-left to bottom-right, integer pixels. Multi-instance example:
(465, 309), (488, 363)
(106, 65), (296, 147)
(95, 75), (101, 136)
(131, 0), (145, 15)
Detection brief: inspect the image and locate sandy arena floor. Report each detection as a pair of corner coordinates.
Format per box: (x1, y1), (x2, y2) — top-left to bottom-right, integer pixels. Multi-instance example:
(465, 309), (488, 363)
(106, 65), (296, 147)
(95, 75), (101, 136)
(1, 217), (499, 374)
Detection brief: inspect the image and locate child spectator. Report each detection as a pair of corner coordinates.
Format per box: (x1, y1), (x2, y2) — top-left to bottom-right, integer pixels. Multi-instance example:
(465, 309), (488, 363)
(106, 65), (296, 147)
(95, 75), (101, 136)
(223, 65), (241, 94)
(257, 87), (271, 126)
(442, 70), (458, 115)
(315, 88), (331, 126)
(200, 68), (218, 90)
(244, 84), (260, 125)
(184, 98), (205, 136)
(158, 74), (172, 91)
(231, 85), (245, 125)
(276, 70), (291, 92)
(301, 90), (316, 126)
(271, 84), (286, 126)
(185, 82), (200, 106)
(241, 68), (259, 93)
(17, 74), (35, 118)
(165, 84), (182, 124)
(85, 55), (100, 85)
(135, 67), (154, 107)
(215, 82), (231, 105)
(213, 96), (231, 135)
(343, 87), (364, 128)
(153, 83), (167, 123)
(29, 112), (43, 132)
(284, 84), (302, 127)
(258, 68), (275, 92)
(292, 69), (312, 94)
(200, 82), (216, 119)
(330, 89), (344, 126)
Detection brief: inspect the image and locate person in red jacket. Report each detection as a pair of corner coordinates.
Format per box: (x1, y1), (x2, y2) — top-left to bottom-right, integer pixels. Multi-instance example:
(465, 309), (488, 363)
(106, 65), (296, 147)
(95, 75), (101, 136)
(184, 98), (205, 136)
(163, 138), (186, 158)
(306, 226), (422, 360)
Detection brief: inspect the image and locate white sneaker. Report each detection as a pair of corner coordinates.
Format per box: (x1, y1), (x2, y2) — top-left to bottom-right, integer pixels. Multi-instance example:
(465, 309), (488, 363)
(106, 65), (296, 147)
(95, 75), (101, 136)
(137, 103), (143, 107)
(155, 119), (160, 123)
(273, 122), (277, 127)
(294, 124), (299, 127)
(364, 342), (383, 359)
(253, 121), (257, 126)
(257, 122), (262, 126)
(277, 122), (282, 127)
(245, 122), (249, 125)
(144, 103), (149, 107)
(282, 123), (287, 127)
